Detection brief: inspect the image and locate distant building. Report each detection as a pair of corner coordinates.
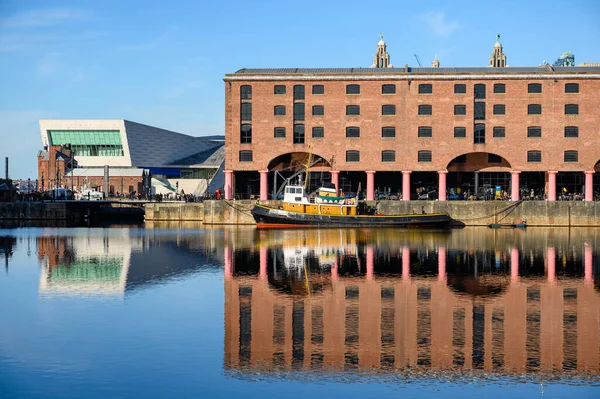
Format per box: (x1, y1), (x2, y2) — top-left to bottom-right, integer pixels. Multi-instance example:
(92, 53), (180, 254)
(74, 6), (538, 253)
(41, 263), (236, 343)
(37, 120), (224, 197)
(371, 33), (393, 68)
(578, 62), (600, 67)
(554, 52), (575, 67)
(431, 55), (440, 68)
(489, 34), (507, 67)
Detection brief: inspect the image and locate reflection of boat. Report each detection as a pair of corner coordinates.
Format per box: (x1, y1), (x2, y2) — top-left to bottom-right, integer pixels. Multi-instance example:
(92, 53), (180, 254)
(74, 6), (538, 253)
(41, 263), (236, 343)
(489, 222), (527, 229)
(252, 183), (452, 228)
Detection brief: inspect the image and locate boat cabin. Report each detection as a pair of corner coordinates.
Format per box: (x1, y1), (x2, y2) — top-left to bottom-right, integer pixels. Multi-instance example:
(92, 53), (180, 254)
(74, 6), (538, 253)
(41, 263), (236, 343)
(282, 183), (357, 216)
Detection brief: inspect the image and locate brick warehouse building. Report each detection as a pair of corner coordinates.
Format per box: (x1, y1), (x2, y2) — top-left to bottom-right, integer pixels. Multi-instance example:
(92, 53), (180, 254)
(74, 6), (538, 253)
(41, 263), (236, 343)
(223, 37), (600, 201)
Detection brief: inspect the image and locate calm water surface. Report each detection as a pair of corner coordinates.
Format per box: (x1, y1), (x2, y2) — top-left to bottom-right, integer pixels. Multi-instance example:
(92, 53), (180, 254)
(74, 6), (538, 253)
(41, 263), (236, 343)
(0, 226), (599, 398)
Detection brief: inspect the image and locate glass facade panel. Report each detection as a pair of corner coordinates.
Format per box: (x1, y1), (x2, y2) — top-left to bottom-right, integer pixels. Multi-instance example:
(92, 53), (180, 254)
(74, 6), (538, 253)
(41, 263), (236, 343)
(48, 130), (124, 157)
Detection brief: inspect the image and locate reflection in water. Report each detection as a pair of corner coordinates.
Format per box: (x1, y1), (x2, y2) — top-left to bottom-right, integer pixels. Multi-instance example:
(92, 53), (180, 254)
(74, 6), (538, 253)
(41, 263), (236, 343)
(225, 229), (600, 377)
(37, 229), (224, 298)
(0, 236), (17, 271)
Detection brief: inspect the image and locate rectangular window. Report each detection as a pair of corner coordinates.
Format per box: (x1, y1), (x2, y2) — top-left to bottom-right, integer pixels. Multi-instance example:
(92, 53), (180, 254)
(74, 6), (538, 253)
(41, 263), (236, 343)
(239, 150), (253, 162)
(474, 102), (486, 120)
(565, 83), (579, 93)
(528, 104), (542, 115)
(454, 84), (466, 94)
(527, 126), (542, 138)
(346, 126), (360, 138)
(488, 154), (502, 163)
(564, 126), (578, 138)
(454, 127), (466, 138)
(241, 102), (252, 120)
(346, 150), (360, 162)
(454, 105), (466, 115)
(474, 124), (485, 144)
(312, 127), (324, 138)
(382, 150), (395, 162)
(419, 84), (432, 94)
(274, 105), (286, 116)
(293, 124), (305, 144)
(346, 84), (360, 94)
(346, 105), (360, 115)
(382, 105), (396, 115)
(474, 84), (486, 99)
(274, 127), (286, 138)
(565, 104), (579, 115)
(382, 127), (396, 138)
(240, 124), (252, 143)
(493, 83), (506, 94)
(418, 104), (432, 115)
(527, 151), (541, 163)
(240, 85), (252, 100)
(294, 103), (305, 120)
(564, 150), (578, 162)
(418, 150), (432, 162)
(453, 155), (467, 163)
(274, 85), (286, 95)
(418, 126), (432, 138)
(528, 83), (542, 93)
(493, 126), (505, 138)
(493, 104), (505, 115)
(293, 85), (305, 100)
(382, 84), (396, 94)
(312, 84), (324, 95)
(312, 105), (324, 116)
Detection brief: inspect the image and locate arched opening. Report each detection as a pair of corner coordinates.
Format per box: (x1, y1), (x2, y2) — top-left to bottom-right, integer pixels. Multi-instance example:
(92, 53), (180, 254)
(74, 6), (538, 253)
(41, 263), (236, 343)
(267, 152), (332, 199)
(445, 152), (512, 200)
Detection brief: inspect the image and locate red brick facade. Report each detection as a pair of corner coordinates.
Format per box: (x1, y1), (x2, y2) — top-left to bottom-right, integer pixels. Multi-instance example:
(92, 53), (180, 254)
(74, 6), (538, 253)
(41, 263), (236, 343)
(224, 70), (600, 200)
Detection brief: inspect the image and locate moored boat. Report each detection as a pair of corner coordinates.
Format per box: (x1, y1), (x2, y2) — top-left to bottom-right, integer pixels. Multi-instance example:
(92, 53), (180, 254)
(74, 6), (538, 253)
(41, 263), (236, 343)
(251, 182), (452, 228)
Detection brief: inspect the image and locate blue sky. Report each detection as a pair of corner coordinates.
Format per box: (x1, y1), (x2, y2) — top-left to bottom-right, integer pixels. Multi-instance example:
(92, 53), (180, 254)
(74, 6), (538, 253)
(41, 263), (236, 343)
(1, 0), (598, 178)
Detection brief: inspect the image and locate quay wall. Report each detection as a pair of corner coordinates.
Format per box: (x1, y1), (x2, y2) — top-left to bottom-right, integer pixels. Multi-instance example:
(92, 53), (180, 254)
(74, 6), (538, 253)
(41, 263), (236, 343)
(0, 202), (67, 220)
(144, 200), (600, 227)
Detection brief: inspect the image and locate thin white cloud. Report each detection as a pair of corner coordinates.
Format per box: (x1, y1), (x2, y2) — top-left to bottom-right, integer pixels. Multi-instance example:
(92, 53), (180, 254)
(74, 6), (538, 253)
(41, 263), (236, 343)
(420, 12), (460, 38)
(0, 8), (88, 29)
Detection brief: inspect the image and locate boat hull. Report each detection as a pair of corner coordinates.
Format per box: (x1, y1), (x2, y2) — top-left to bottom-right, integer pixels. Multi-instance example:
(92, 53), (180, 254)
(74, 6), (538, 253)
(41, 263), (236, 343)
(252, 204), (452, 228)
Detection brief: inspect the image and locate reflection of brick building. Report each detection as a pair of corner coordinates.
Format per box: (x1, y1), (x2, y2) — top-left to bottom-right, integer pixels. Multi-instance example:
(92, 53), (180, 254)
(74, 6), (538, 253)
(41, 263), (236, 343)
(224, 246), (600, 375)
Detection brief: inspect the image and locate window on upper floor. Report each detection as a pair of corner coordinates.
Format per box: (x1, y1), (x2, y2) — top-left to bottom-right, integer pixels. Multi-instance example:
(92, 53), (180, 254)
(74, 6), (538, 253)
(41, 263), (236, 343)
(527, 126), (542, 138)
(527, 150), (541, 163)
(382, 150), (396, 162)
(474, 102), (486, 120)
(294, 103), (305, 120)
(346, 126), (360, 138)
(493, 104), (506, 115)
(474, 124), (485, 144)
(293, 85), (305, 100)
(240, 85), (252, 100)
(240, 124), (252, 144)
(418, 104), (432, 115)
(312, 85), (324, 95)
(454, 105), (466, 116)
(312, 105), (324, 116)
(312, 127), (324, 138)
(493, 83), (506, 94)
(564, 150), (578, 163)
(346, 84), (360, 94)
(274, 127), (286, 138)
(565, 83), (579, 93)
(565, 104), (579, 115)
(346, 105), (360, 116)
(474, 84), (486, 99)
(528, 83), (542, 93)
(346, 150), (360, 162)
(564, 126), (578, 138)
(454, 84), (466, 94)
(418, 126), (432, 138)
(382, 105), (396, 115)
(454, 127), (466, 138)
(528, 104), (542, 115)
(382, 126), (396, 138)
(419, 84), (432, 94)
(293, 124), (305, 144)
(418, 150), (432, 162)
(382, 84), (396, 94)
(274, 105), (286, 116)
(274, 85), (286, 95)
(239, 150), (253, 162)
(493, 126), (505, 138)
(241, 102), (252, 120)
